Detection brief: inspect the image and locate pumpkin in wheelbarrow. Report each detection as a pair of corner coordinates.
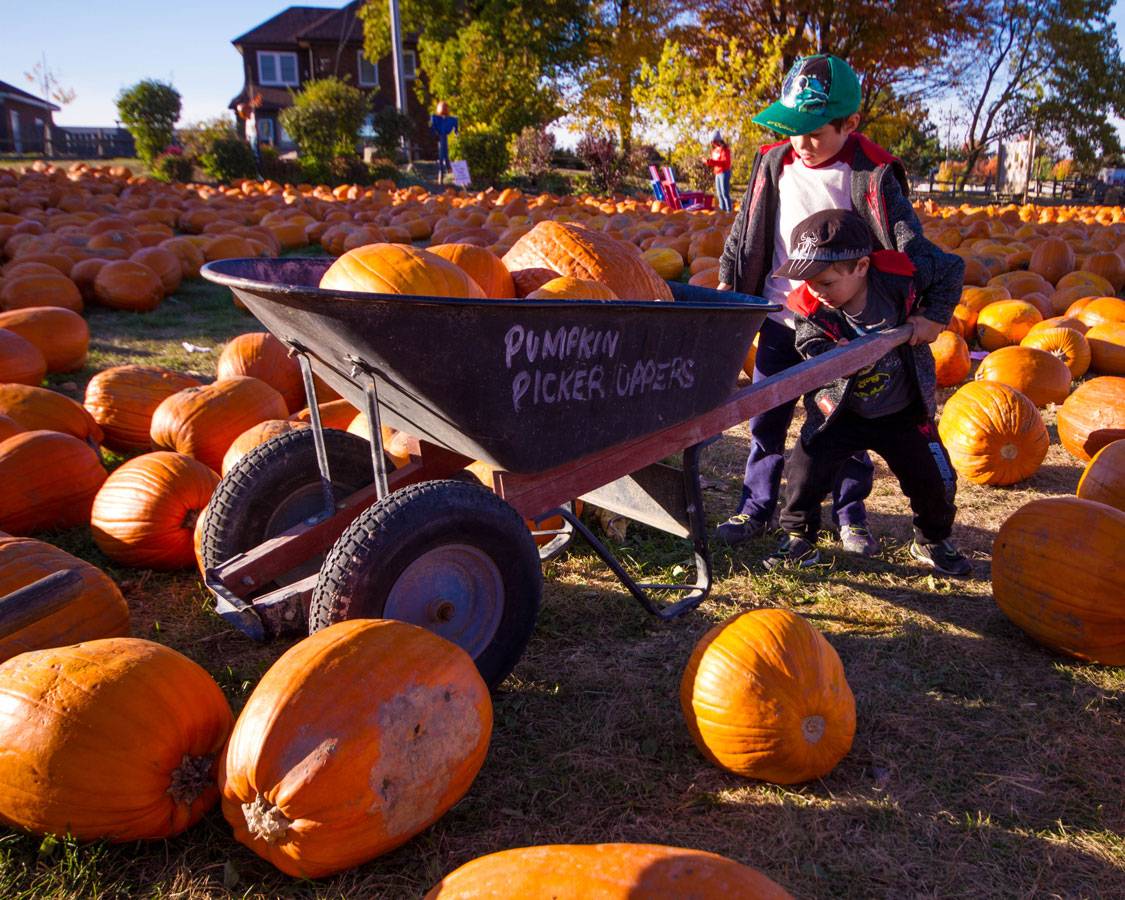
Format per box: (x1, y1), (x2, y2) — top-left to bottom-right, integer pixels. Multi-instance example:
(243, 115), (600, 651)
(319, 243), (486, 299)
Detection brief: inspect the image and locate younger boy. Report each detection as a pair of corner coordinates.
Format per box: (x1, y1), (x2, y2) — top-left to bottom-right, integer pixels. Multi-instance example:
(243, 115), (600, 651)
(762, 208), (971, 577)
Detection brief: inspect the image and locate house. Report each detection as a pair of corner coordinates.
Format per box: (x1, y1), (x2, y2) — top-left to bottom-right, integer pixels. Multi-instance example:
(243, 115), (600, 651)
(229, 1), (431, 156)
(0, 79), (60, 154)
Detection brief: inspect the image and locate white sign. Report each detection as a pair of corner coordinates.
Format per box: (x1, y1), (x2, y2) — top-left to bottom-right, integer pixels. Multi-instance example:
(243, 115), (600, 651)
(451, 159), (472, 186)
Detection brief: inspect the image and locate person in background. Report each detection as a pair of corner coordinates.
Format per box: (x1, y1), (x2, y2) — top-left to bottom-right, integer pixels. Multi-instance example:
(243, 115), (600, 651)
(713, 53), (962, 557)
(761, 208), (969, 576)
(704, 131), (733, 212)
(430, 101), (459, 184)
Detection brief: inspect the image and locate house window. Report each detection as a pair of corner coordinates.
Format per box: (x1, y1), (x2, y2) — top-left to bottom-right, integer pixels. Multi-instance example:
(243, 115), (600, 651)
(404, 50), (417, 79)
(258, 51), (299, 86)
(258, 118), (275, 146)
(358, 52), (379, 86)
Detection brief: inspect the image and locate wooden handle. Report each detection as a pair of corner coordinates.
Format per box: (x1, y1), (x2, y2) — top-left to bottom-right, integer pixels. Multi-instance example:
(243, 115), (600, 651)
(0, 570), (86, 639)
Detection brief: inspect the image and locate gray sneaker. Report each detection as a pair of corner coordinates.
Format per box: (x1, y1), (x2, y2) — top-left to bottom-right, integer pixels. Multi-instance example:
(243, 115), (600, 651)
(716, 513), (767, 546)
(840, 524), (878, 557)
(910, 539), (972, 577)
(763, 533), (820, 570)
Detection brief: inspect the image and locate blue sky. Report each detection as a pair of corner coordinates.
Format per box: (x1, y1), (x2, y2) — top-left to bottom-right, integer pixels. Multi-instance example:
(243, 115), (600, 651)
(6, 0), (1125, 144)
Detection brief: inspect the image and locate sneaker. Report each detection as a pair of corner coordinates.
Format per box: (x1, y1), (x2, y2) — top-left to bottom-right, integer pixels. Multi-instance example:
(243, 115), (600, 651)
(910, 540), (972, 577)
(763, 533), (820, 570)
(840, 524), (878, 557)
(716, 513), (767, 546)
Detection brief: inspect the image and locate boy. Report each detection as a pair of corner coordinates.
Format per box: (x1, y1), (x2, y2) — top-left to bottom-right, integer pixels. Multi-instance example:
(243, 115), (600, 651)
(715, 53), (962, 556)
(762, 208), (971, 577)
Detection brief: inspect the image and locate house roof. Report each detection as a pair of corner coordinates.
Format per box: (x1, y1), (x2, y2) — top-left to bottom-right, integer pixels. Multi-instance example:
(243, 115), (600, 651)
(297, 1), (364, 41)
(227, 85), (295, 111)
(232, 6), (340, 45)
(0, 79), (61, 112)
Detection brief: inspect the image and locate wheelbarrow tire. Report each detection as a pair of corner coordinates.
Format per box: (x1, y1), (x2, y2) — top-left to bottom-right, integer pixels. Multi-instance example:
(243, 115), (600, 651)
(310, 479), (542, 690)
(199, 428), (378, 590)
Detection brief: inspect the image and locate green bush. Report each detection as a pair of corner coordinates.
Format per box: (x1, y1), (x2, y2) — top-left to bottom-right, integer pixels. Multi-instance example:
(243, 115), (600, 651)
(366, 157), (401, 184)
(151, 151), (194, 183)
(451, 125), (510, 188)
(259, 145), (302, 185)
(365, 107), (413, 160)
(115, 80), (182, 164)
(199, 136), (258, 183)
(280, 77), (370, 172)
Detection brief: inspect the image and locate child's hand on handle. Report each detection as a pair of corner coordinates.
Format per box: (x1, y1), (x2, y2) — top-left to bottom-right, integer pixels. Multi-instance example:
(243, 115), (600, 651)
(906, 314), (942, 346)
(717, 282), (732, 291)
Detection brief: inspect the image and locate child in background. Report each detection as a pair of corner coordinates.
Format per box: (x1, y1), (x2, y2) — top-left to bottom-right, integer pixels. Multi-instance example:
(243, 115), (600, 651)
(704, 131), (732, 212)
(714, 54), (963, 557)
(430, 101), (459, 184)
(762, 208), (970, 576)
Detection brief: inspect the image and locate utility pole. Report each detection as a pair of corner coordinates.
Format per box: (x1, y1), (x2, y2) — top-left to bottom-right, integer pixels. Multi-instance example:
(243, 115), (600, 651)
(387, 0), (411, 166)
(1022, 127), (1036, 205)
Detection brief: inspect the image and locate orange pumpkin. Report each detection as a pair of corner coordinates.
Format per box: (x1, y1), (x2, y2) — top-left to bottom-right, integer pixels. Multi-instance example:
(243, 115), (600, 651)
(992, 497), (1125, 665)
(0, 637), (234, 841)
(1085, 321), (1125, 375)
(1057, 376), (1125, 461)
(1076, 439), (1125, 513)
(0, 272), (83, 313)
(0, 383), (104, 447)
(150, 376), (290, 473)
(93, 259), (164, 312)
(0, 328), (47, 386)
(319, 243), (486, 298)
(84, 364), (204, 451)
(960, 285), (1010, 313)
(974, 345), (1072, 407)
(130, 246), (182, 294)
(502, 221), (673, 302)
(1028, 236), (1075, 285)
(0, 535), (130, 665)
(70, 257), (110, 303)
(938, 380), (1049, 485)
(0, 306), (89, 372)
(91, 451), (220, 570)
(931, 331), (971, 387)
(1028, 314), (1088, 335)
(0, 414), (23, 443)
(219, 620), (492, 879)
(1019, 326), (1090, 379)
(1080, 251), (1125, 292)
(425, 243), (516, 298)
(680, 608), (855, 784)
(524, 276), (620, 300)
(222, 419), (310, 475)
(0, 430), (106, 534)
(1075, 295), (1125, 329)
(215, 331), (305, 414)
(420, 844), (797, 900)
(158, 236), (206, 279)
(288, 398), (358, 430)
(976, 299), (1042, 351)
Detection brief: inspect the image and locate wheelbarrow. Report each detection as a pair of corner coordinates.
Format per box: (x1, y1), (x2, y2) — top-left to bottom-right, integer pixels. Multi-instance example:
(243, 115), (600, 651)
(200, 258), (911, 688)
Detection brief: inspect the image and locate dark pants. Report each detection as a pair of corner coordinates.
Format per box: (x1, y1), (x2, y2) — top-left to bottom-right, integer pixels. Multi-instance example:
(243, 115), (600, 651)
(738, 317), (874, 526)
(779, 402), (958, 544)
(715, 171), (732, 212)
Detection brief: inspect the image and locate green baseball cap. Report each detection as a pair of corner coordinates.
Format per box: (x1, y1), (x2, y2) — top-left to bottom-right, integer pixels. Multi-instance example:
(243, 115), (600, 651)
(753, 54), (862, 137)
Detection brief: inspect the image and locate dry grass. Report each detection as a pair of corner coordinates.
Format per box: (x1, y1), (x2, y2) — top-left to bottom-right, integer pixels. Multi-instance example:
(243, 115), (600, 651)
(2, 267), (1123, 900)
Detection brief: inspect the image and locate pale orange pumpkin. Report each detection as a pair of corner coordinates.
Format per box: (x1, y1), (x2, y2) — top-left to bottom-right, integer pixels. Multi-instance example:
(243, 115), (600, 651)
(974, 345), (1072, 407)
(319, 243), (486, 298)
(931, 331), (971, 387)
(1076, 439), (1125, 513)
(680, 608), (855, 784)
(1019, 326), (1090, 379)
(938, 380), (1049, 485)
(1057, 376), (1125, 461)
(524, 276), (620, 301)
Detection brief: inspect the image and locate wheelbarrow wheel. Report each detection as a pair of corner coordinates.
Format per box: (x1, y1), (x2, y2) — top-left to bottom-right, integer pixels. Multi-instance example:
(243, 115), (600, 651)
(309, 479), (542, 690)
(199, 428), (377, 590)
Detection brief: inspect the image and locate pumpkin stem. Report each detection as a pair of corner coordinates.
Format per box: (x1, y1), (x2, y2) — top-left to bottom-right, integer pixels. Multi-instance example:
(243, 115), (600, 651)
(243, 794), (292, 844)
(166, 752), (213, 806)
(183, 508), (200, 531)
(1000, 443), (1019, 460)
(801, 715), (826, 744)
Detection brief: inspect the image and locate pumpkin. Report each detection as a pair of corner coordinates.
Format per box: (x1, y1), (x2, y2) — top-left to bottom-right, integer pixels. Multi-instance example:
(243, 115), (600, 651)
(1055, 270), (1115, 297)
(0, 430), (106, 534)
(0, 637), (234, 840)
(421, 844), (796, 900)
(1028, 236), (1075, 285)
(947, 302), (978, 340)
(502, 220), (674, 302)
(69, 257), (110, 303)
(0, 383), (104, 447)
(288, 398), (358, 430)
(524, 276), (621, 301)
(0, 328), (47, 386)
(215, 331), (305, 414)
(0, 306), (89, 372)
(1049, 284), (1102, 316)
(84, 364), (204, 451)
(991, 497), (1125, 665)
(1076, 295), (1125, 329)
(1085, 321), (1125, 375)
(1081, 251), (1125, 292)
(1027, 314), (1088, 335)
(973, 345), (1072, 407)
(1056, 376), (1125, 461)
(219, 619), (492, 879)
(93, 259), (164, 312)
(0, 414), (23, 443)
(688, 266), (721, 289)
(159, 236), (206, 279)
(680, 608), (855, 784)
(641, 246), (687, 280)
(425, 243), (516, 298)
(931, 331), (971, 387)
(222, 419), (309, 475)
(319, 243), (486, 299)
(938, 381), (1048, 485)
(959, 285), (1010, 312)
(90, 451), (220, 570)
(1076, 440), (1125, 513)
(976, 300), (1042, 351)
(1019, 327), (1090, 379)
(130, 246), (182, 294)
(0, 272), (83, 313)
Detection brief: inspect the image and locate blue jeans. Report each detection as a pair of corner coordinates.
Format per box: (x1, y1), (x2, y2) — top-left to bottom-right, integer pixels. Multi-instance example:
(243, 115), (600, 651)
(715, 170), (732, 212)
(736, 317), (874, 527)
(437, 138), (450, 178)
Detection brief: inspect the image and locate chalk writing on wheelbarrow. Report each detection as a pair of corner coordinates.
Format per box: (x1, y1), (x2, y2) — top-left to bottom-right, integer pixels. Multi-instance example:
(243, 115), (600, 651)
(504, 323), (696, 413)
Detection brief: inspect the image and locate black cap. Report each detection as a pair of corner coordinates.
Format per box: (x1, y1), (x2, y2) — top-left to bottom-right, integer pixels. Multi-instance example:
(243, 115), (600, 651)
(772, 208), (873, 281)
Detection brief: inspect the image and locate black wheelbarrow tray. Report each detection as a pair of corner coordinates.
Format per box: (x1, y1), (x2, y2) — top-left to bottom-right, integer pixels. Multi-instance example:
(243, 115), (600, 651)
(199, 257), (911, 688)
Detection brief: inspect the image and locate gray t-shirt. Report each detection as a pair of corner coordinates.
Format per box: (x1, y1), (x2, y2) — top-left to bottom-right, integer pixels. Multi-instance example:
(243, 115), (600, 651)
(842, 275), (918, 417)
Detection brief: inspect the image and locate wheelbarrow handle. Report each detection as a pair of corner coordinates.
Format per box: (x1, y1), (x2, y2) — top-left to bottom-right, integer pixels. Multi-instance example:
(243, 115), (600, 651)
(0, 570), (87, 640)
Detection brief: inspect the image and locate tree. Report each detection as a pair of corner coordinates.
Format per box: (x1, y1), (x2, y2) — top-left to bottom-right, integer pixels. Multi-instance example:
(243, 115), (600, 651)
(115, 80), (182, 164)
(279, 77), (371, 172)
(24, 58), (75, 157)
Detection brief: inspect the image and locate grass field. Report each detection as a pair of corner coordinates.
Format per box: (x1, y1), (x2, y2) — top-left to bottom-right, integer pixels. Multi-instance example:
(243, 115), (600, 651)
(1, 253), (1122, 900)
